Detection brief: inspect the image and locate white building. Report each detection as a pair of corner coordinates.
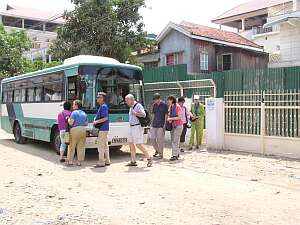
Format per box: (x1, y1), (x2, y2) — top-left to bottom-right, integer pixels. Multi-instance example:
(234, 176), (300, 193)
(0, 4), (65, 61)
(212, 0), (300, 68)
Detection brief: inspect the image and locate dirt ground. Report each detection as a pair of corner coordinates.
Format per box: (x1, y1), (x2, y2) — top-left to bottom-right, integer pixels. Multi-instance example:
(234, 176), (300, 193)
(0, 129), (300, 225)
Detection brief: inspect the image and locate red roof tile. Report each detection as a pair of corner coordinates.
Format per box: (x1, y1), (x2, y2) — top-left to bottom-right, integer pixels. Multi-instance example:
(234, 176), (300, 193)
(2, 4), (65, 23)
(178, 22), (262, 49)
(213, 0), (291, 21)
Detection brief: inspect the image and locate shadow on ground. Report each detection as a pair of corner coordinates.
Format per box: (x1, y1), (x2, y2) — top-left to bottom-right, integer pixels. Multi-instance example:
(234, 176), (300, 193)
(0, 138), (145, 165)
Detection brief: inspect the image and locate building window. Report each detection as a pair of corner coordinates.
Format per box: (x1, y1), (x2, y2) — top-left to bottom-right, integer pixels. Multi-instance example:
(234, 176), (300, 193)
(217, 54), (232, 71)
(166, 52), (182, 66)
(223, 54), (232, 71)
(200, 52), (209, 71)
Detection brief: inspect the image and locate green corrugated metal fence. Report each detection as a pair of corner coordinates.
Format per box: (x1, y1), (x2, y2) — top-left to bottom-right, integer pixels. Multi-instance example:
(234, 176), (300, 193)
(143, 65), (300, 95)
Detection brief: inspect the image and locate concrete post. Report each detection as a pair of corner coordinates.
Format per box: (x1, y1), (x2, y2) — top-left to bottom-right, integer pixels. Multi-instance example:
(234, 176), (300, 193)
(260, 102), (266, 155)
(22, 19), (24, 29)
(241, 18), (245, 31)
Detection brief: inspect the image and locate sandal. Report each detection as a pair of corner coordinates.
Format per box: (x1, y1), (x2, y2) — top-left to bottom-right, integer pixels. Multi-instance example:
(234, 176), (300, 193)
(126, 161), (137, 167)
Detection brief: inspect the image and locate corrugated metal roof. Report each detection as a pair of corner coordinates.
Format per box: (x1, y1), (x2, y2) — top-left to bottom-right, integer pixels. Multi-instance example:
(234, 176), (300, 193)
(212, 0), (291, 22)
(0, 4), (65, 24)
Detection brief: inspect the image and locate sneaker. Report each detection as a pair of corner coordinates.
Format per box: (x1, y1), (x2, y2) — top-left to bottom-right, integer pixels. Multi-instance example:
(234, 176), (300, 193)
(188, 146), (193, 151)
(147, 158), (153, 167)
(153, 151), (159, 157)
(196, 145), (200, 149)
(180, 149), (185, 153)
(105, 163), (111, 166)
(170, 156), (178, 161)
(59, 158), (66, 163)
(126, 161), (138, 167)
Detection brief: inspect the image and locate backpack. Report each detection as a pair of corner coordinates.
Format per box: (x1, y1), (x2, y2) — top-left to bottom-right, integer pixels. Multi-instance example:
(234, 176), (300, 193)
(133, 103), (151, 127)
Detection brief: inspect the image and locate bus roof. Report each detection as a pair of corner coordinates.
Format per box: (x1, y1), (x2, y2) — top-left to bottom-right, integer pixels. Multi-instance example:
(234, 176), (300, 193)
(2, 55), (142, 83)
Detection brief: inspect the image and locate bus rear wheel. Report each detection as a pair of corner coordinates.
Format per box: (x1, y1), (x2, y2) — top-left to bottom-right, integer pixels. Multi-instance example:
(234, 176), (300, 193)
(13, 122), (27, 144)
(51, 129), (61, 155)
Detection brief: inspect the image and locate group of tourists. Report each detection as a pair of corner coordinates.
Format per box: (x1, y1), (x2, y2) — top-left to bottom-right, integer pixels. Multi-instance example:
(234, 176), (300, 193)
(57, 92), (204, 167)
(150, 93), (205, 161)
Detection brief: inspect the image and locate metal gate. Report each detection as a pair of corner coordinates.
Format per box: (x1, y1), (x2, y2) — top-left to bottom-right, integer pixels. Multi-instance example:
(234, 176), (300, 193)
(224, 89), (300, 156)
(144, 79), (216, 110)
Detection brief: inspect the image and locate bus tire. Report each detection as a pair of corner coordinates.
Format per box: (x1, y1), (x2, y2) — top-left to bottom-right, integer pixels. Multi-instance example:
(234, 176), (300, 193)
(13, 122), (27, 144)
(51, 128), (61, 155)
(109, 145), (122, 151)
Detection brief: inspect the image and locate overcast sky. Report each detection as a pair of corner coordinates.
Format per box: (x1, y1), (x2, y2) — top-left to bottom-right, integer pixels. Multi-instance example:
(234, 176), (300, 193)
(0, 0), (250, 34)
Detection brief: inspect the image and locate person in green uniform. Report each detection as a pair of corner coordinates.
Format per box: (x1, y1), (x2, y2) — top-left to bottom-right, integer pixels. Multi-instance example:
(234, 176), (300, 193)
(189, 95), (205, 150)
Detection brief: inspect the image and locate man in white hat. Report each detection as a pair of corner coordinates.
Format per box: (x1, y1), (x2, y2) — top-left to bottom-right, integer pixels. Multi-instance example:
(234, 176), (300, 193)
(189, 95), (205, 149)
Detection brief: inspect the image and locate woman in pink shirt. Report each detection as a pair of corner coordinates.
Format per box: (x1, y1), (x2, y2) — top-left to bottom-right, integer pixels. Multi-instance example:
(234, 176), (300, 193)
(57, 102), (72, 162)
(166, 95), (183, 161)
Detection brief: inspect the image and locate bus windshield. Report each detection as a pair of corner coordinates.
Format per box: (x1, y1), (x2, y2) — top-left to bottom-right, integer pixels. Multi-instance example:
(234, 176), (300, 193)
(78, 66), (143, 112)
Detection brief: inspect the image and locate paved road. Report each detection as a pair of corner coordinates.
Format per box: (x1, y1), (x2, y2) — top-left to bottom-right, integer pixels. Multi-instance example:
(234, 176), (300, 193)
(0, 130), (300, 225)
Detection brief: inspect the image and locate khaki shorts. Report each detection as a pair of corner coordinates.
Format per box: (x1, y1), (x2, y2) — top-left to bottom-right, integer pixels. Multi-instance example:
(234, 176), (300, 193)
(128, 125), (144, 144)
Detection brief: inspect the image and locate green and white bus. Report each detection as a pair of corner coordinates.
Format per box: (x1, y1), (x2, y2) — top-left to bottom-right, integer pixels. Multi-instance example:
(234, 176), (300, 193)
(0, 55), (148, 153)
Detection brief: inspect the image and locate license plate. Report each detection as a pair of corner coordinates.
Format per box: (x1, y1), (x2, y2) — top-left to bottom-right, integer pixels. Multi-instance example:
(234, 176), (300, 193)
(112, 138), (128, 144)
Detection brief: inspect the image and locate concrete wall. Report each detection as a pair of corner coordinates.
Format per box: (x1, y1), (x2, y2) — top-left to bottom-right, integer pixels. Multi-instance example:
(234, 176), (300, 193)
(224, 134), (300, 159)
(159, 29), (192, 73)
(270, 21), (300, 67)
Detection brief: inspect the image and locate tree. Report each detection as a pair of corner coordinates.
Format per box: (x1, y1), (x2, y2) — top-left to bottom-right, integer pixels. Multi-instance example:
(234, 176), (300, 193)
(0, 24), (31, 78)
(23, 60), (62, 73)
(50, 0), (149, 63)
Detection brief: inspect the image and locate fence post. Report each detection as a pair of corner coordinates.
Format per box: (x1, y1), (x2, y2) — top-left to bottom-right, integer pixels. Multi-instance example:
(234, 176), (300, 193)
(260, 94), (266, 155)
(177, 81), (184, 96)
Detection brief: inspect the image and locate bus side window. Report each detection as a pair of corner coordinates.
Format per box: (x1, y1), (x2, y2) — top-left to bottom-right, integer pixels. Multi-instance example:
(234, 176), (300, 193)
(14, 89), (21, 102)
(7, 91), (13, 103)
(2, 91), (7, 103)
(27, 88), (35, 102)
(35, 87), (43, 102)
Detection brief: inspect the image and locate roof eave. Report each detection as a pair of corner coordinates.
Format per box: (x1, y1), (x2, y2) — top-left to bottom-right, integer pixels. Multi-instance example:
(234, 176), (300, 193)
(190, 34), (264, 52)
(0, 12), (64, 24)
(157, 22), (264, 53)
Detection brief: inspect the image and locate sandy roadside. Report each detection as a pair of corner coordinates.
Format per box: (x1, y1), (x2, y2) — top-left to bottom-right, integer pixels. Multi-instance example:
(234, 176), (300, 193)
(0, 130), (300, 225)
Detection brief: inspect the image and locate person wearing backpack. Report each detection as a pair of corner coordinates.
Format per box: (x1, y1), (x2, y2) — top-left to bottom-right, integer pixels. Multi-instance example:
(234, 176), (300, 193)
(166, 95), (183, 161)
(57, 101), (72, 163)
(151, 93), (168, 159)
(125, 94), (152, 167)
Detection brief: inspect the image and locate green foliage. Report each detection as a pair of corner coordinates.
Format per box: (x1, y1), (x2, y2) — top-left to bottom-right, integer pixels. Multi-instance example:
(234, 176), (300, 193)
(0, 24), (31, 78)
(0, 24), (63, 79)
(23, 60), (62, 73)
(50, 0), (149, 63)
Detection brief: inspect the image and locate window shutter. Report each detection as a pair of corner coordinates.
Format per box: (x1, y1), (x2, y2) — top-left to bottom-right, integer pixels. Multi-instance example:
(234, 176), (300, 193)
(217, 55), (223, 71)
(161, 55), (167, 66)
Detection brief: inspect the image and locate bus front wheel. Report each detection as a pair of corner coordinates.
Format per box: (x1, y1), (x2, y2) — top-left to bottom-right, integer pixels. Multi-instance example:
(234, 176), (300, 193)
(13, 122), (27, 144)
(51, 129), (61, 155)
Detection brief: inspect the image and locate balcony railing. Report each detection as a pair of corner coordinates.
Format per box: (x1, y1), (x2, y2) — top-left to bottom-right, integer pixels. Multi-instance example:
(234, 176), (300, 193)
(252, 25), (280, 35)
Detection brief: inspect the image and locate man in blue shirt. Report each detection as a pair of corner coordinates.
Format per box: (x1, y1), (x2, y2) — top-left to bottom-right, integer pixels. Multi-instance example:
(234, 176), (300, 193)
(93, 92), (110, 168)
(151, 93), (168, 159)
